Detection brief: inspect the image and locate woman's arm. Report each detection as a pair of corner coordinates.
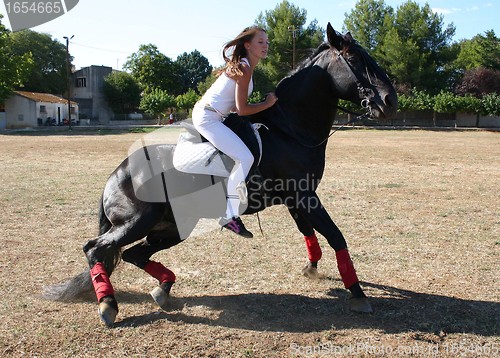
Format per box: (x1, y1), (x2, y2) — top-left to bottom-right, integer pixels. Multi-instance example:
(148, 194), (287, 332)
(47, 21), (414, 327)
(234, 65), (277, 116)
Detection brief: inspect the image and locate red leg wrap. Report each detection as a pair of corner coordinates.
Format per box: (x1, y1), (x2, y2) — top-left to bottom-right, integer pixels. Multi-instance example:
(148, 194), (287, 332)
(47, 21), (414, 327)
(90, 262), (114, 302)
(336, 249), (359, 289)
(144, 261), (176, 283)
(304, 233), (322, 262)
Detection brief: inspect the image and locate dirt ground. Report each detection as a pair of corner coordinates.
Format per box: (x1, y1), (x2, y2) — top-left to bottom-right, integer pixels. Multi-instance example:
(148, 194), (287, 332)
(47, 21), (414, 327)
(0, 127), (498, 357)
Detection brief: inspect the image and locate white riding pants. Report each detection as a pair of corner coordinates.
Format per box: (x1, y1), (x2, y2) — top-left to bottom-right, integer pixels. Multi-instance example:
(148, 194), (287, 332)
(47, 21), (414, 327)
(192, 106), (254, 219)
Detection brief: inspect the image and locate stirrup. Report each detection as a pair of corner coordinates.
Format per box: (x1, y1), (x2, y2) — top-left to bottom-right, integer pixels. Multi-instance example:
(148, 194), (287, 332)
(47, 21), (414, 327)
(236, 181), (248, 205)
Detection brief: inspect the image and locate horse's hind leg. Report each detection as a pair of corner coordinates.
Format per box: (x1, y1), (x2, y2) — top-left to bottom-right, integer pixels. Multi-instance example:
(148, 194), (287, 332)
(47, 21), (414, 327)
(83, 233), (121, 327)
(288, 208), (323, 279)
(83, 204), (165, 327)
(122, 229), (183, 309)
(123, 240), (177, 309)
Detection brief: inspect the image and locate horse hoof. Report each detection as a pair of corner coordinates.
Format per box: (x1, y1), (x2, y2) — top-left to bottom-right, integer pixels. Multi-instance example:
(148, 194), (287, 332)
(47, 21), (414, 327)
(150, 286), (169, 308)
(98, 301), (118, 327)
(349, 297), (373, 313)
(302, 264), (324, 280)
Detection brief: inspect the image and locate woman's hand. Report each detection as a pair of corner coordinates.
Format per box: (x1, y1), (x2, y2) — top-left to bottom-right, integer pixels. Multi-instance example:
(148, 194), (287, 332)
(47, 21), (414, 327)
(265, 92), (278, 108)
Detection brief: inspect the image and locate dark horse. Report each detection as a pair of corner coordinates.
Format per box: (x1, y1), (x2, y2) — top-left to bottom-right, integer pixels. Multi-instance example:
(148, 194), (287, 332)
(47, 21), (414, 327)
(44, 24), (397, 327)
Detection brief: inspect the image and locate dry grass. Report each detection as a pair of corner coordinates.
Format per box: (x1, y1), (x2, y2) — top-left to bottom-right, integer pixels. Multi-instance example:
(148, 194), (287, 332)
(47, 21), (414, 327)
(0, 127), (498, 357)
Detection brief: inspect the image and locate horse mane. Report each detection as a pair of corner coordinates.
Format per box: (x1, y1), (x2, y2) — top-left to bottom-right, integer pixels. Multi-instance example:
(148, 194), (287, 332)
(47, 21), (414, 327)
(275, 28), (353, 93)
(276, 42), (331, 96)
(292, 42), (331, 73)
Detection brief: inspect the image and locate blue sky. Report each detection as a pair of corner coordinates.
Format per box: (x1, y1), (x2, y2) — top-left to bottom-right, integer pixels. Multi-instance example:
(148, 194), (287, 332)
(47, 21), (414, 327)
(0, 0), (497, 70)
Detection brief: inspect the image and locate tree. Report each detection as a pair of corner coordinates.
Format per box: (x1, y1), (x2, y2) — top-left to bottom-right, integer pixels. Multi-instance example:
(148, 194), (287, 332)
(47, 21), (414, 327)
(102, 71), (142, 114)
(343, 0), (393, 53)
(9, 29), (70, 94)
(124, 44), (180, 95)
(478, 30), (500, 71)
(380, 27), (427, 93)
(175, 50), (212, 94)
(454, 38), (483, 71)
(380, 1), (455, 93)
(0, 15), (33, 102)
(455, 67), (500, 97)
(455, 30), (500, 71)
(345, 0), (455, 93)
(139, 88), (176, 123)
(255, 0), (324, 85)
(176, 88), (199, 115)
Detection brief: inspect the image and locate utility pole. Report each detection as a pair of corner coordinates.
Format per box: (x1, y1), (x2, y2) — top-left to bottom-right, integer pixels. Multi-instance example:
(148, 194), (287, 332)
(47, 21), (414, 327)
(288, 25), (298, 70)
(63, 35), (74, 130)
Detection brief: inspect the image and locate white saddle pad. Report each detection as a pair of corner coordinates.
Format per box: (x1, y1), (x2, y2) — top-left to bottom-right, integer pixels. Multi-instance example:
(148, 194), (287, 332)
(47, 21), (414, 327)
(173, 131), (231, 177)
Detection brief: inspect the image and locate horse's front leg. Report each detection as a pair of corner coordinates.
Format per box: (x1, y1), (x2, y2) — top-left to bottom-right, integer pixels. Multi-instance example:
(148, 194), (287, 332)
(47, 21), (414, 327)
(288, 207), (324, 279)
(291, 191), (373, 313)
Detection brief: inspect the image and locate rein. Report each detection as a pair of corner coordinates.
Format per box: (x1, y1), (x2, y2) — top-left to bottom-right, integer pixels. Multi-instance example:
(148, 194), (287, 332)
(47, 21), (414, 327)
(275, 103), (371, 149)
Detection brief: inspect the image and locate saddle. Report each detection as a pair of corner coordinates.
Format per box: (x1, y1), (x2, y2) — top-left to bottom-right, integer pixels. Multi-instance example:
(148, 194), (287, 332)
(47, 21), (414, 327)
(173, 114), (263, 178)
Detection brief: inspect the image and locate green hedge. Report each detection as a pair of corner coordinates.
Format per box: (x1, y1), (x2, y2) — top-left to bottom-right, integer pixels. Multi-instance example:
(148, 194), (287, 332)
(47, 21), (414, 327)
(480, 93), (500, 116)
(398, 90), (434, 111)
(398, 90), (499, 116)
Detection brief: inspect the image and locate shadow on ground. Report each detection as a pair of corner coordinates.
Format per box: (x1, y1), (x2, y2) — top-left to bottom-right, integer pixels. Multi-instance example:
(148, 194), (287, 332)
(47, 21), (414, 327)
(113, 281), (499, 336)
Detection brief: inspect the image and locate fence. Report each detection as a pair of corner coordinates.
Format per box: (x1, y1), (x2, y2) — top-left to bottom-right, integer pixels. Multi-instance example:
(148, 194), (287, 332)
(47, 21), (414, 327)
(334, 110), (500, 128)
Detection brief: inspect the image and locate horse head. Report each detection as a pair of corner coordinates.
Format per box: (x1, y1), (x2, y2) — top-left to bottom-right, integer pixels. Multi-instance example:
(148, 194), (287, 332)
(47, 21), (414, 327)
(276, 23), (398, 122)
(324, 23), (398, 119)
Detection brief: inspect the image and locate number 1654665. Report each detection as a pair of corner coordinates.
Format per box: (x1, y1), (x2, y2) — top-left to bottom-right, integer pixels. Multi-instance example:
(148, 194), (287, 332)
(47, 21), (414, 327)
(5, 1), (63, 14)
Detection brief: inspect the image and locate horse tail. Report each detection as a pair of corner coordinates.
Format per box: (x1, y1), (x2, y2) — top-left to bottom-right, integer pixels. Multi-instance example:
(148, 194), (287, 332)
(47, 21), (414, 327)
(41, 269), (93, 301)
(41, 195), (120, 302)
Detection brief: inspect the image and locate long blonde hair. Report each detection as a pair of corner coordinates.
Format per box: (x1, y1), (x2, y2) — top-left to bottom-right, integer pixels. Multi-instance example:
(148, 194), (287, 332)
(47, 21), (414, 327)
(222, 26), (266, 76)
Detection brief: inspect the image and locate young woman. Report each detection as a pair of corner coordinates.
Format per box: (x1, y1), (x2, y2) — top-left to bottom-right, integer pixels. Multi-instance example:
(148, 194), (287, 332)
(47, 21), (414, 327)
(192, 26), (278, 238)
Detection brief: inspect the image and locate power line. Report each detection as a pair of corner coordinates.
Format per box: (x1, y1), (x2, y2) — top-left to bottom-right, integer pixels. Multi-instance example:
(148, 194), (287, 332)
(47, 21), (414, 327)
(70, 41), (130, 54)
(70, 41), (220, 59)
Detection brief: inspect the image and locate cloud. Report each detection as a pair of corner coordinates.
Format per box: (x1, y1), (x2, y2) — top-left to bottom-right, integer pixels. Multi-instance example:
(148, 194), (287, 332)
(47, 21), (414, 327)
(431, 7), (461, 15)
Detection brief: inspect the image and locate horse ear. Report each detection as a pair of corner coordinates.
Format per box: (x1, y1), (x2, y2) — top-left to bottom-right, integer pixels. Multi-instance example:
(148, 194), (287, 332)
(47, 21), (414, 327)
(345, 32), (354, 43)
(326, 22), (342, 50)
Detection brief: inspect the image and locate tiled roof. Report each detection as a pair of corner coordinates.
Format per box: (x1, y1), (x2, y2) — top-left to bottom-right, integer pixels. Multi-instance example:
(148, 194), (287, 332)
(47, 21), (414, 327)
(14, 91), (77, 105)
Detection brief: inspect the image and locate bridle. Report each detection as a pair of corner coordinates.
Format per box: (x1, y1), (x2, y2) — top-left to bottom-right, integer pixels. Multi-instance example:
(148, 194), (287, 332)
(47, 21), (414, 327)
(331, 44), (376, 122)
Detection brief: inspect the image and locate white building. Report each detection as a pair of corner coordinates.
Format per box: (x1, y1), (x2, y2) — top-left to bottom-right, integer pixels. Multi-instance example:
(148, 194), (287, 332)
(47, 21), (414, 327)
(5, 91), (78, 129)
